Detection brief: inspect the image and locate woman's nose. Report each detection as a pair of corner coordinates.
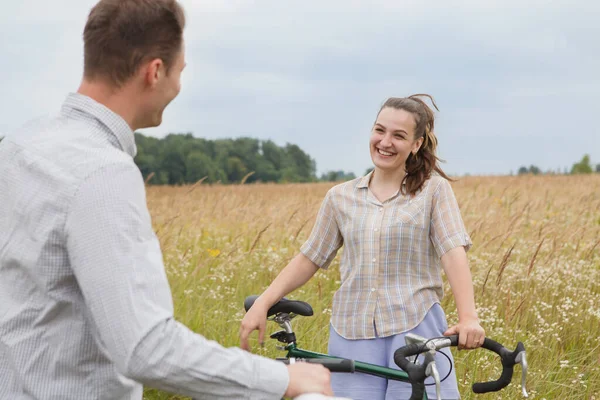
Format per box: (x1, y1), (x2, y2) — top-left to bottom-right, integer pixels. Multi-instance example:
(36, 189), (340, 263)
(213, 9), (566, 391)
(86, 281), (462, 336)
(379, 134), (392, 147)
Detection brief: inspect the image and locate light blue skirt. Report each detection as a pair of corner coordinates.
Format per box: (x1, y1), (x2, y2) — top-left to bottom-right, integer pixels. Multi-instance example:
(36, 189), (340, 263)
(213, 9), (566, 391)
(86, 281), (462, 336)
(327, 303), (460, 400)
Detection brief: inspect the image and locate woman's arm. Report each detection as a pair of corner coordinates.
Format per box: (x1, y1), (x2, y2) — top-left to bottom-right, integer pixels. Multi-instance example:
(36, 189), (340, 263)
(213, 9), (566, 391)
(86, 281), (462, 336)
(240, 189), (342, 351)
(441, 246), (485, 349)
(239, 253), (320, 351)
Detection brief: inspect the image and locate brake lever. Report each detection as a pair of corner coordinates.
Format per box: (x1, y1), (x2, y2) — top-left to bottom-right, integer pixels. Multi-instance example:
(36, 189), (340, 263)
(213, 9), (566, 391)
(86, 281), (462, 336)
(425, 361), (442, 400)
(515, 350), (529, 398)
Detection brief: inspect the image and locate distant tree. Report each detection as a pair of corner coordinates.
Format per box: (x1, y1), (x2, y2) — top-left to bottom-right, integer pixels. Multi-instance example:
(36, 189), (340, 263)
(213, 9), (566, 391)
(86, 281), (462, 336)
(596, 164), (600, 173)
(320, 170), (357, 182)
(280, 166), (300, 183)
(571, 154), (593, 174)
(186, 151), (224, 183)
(282, 144), (317, 183)
(518, 165), (541, 175)
(161, 142), (187, 185)
(261, 140), (284, 170)
(254, 158), (280, 182)
(135, 153), (160, 182)
(226, 156), (248, 183)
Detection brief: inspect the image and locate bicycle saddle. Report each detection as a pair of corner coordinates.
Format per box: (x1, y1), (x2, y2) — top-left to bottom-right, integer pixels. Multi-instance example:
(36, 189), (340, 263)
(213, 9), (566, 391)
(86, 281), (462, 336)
(244, 295), (314, 317)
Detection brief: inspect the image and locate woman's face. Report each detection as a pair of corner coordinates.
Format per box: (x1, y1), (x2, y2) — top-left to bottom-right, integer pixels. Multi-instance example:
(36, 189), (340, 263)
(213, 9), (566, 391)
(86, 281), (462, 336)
(369, 107), (423, 174)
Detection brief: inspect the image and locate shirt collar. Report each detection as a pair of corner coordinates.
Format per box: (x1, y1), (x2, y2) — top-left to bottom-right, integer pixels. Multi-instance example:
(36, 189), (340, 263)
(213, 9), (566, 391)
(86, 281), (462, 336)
(61, 92), (137, 158)
(357, 169), (407, 189)
(357, 170), (373, 189)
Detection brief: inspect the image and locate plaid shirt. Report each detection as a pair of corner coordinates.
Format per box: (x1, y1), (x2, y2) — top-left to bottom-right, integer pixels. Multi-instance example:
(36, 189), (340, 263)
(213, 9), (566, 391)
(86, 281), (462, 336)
(300, 172), (472, 339)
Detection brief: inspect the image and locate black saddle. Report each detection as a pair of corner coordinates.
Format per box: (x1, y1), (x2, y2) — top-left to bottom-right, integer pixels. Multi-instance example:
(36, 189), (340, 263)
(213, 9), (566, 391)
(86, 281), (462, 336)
(244, 295), (314, 317)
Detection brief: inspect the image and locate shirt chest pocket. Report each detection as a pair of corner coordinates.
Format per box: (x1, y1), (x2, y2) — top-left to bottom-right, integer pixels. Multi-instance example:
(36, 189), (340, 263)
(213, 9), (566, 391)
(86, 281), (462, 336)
(395, 201), (426, 229)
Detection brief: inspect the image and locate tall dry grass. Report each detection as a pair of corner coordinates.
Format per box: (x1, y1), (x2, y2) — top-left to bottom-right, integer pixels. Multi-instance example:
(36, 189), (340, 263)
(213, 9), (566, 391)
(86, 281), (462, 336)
(143, 175), (600, 400)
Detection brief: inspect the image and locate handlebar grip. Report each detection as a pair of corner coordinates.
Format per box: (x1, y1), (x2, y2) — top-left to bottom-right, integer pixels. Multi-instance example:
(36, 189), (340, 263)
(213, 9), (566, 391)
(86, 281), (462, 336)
(280, 358), (355, 373)
(472, 339), (525, 393)
(305, 358), (355, 373)
(447, 334), (459, 346)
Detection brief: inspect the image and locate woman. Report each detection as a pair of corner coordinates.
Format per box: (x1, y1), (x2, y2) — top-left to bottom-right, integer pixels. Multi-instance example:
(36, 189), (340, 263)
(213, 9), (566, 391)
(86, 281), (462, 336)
(240, 94), (484, 400)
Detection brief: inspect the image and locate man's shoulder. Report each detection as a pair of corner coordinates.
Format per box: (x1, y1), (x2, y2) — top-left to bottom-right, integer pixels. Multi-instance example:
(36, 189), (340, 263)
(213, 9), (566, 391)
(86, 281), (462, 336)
(5, 113), (138, 191)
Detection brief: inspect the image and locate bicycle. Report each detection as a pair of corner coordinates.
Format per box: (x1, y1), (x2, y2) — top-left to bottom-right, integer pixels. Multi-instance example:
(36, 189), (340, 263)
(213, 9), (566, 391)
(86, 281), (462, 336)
(244, 295), (529, 400)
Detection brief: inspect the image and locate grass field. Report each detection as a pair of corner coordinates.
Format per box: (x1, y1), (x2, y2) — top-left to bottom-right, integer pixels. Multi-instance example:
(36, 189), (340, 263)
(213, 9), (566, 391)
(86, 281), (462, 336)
(143, 174), (600, 400)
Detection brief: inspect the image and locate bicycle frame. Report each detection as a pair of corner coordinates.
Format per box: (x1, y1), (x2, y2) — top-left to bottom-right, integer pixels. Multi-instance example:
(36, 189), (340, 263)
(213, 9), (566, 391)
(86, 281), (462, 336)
(271, 312), (430, 400)
(285, 343), (413, 383)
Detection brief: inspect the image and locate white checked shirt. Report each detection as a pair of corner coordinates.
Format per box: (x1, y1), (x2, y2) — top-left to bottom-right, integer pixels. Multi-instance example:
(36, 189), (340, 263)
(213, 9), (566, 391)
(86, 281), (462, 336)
(0, 93), (288, 400)
(300, 172), (472, 339)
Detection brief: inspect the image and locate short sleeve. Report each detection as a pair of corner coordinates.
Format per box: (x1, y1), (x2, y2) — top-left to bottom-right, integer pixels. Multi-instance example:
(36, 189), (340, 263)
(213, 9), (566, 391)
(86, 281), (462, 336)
(430, 179), (472, 258)
(299, 190), (343, 269)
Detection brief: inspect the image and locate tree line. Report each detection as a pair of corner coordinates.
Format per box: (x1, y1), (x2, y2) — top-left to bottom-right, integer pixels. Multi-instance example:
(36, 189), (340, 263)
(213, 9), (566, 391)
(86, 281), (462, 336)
(517, 154), (600, 175)
(134, 132), (356, 185)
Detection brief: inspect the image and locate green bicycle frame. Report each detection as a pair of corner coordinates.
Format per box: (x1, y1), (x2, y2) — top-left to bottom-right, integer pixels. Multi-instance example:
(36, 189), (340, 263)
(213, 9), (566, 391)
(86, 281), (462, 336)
(285, 343), (428, 400)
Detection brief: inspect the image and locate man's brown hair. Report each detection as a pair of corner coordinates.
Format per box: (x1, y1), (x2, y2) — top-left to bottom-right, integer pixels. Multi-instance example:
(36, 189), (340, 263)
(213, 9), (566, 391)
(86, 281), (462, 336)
(83, 0), (185, 87)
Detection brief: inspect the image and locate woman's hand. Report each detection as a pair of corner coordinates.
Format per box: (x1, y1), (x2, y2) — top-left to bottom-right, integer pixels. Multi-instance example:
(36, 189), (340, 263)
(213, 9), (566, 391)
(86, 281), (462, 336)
(443, 318), (485, 350)
(239, 297), (270, 351)
(239, 254), (320, 351)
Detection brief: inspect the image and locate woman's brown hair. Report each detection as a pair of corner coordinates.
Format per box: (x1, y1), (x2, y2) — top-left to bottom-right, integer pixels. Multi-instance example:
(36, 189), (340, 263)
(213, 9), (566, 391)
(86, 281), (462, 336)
(377, 94), (454, 196)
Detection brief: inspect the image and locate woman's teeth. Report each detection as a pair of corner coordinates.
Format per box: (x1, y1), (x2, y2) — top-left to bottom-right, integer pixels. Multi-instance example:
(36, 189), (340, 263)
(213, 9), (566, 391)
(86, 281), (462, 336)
(378, 149), (394, 156)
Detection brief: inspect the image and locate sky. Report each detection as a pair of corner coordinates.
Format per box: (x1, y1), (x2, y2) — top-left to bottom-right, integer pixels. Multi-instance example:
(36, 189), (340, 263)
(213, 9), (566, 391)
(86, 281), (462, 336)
(1, 0), (598, 177)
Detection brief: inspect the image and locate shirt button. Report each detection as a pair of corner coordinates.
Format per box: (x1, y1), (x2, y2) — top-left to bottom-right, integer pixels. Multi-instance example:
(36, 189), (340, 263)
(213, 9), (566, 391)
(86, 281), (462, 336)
(378, 208), (383, 212)
(371, 288), (376, 292)
(372, 258), (376, 262)
(374, 228), (378, 232)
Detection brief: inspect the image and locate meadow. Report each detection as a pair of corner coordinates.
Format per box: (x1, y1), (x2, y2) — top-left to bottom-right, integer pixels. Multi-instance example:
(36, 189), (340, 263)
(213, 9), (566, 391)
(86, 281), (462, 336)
(143, 174), (600, 400)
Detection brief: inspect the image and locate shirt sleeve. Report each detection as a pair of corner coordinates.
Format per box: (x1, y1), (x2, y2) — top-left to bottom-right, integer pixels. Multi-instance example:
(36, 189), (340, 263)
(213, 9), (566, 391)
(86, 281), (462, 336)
(429, 178), (473, 258)
(299, 189), (343, 269)
(65, 161), (288, 400)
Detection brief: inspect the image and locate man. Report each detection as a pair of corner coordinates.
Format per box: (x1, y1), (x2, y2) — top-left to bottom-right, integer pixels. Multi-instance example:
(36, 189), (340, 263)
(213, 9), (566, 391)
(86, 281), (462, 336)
(0, 1), (333, 399)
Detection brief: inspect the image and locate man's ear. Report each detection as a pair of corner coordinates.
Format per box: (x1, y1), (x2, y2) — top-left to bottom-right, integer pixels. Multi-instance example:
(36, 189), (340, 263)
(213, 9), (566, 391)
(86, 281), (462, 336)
(144, 58), (164, 88)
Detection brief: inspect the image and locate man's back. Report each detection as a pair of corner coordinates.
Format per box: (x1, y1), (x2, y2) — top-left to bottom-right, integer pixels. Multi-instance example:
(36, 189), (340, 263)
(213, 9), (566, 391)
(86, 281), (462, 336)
(0, 93), (296, 400)
(0, 94), (143, 399)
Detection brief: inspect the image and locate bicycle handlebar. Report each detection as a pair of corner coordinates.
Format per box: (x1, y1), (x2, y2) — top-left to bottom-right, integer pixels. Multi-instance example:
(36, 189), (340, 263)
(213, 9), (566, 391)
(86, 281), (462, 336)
(470, 337), (526, 394)
(393, 342), (432, 400)
(393, 335), (528, 400)
(278, 357), (356, 373)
